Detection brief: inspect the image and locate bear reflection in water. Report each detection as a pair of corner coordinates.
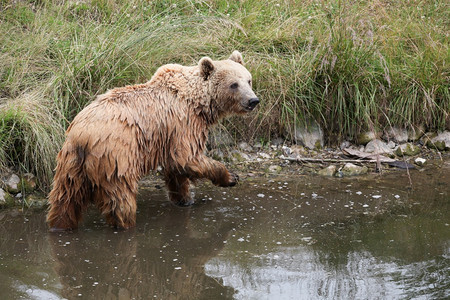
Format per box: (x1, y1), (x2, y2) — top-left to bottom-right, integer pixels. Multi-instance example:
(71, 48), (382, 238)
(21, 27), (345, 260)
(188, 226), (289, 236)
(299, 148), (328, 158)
(48, 202), (235, 299)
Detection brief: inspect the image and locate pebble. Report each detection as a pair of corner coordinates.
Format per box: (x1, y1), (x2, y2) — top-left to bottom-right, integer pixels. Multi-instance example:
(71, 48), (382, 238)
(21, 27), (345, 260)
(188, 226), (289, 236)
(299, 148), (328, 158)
(415, 157), (426, 166)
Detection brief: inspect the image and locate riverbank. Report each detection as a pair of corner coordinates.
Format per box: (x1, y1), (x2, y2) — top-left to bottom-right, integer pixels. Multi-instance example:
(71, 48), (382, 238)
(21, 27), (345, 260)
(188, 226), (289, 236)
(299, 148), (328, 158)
(1, 129), (449, 209)
(1, 1), (448, 187)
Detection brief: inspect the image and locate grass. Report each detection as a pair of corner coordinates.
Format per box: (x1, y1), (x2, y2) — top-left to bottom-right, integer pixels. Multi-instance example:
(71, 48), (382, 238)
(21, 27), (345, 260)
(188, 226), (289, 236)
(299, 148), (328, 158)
(0, 0), (448, 188)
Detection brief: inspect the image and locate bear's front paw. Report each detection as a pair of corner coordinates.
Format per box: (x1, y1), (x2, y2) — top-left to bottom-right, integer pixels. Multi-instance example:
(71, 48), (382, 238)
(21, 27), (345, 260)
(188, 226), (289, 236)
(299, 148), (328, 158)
(227, 172), (239, 187)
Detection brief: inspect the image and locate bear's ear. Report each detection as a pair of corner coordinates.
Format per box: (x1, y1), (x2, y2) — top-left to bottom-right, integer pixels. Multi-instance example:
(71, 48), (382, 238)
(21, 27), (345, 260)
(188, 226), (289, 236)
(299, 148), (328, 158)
(229, 50), (244, 65)
(199, 57), (215, 80)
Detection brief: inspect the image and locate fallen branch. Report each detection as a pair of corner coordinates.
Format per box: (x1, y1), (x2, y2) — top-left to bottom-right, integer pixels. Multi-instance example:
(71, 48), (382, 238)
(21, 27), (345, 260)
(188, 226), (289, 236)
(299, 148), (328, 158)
(342, 148), (396, 162)
(280, 155), (381, 164)
(280, 155), (415, 169)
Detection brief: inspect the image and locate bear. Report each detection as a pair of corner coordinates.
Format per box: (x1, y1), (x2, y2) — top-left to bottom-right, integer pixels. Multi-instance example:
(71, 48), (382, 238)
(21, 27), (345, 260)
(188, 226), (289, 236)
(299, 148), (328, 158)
(46, 51), (259, 231)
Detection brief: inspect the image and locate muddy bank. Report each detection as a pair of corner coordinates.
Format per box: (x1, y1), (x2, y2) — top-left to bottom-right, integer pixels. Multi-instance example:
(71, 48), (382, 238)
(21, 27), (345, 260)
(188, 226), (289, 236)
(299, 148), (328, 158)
(2, 129), (450, 208)
(1, 139), (449, 210)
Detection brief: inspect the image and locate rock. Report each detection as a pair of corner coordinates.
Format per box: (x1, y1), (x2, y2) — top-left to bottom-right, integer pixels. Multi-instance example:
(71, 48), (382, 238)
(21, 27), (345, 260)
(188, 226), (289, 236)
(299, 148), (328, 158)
(429, 140), (446, 151)
(414, 157), (427, 166)
(356, 131), (376, 145)
(428, 131), (450, 151)
(341, 163), (368, 176)
(281, 146), (292, 156)
(395, 143), (421, 156)
(25, 194), (47, 209)
(294, 120), (324, 150)
(422, 132), (438, 148)
(0, 188), (15, 208)
(271, 137), (284, 146)
(258, 152), (271, 159)
(4, 174), (20, 194)
(408, 125), (424, 141)
(365, 139), (393, 154)
(19, 173), (37, 193)
(340, 140), (351, 150)
(253, 142), (263, 149)
(318, 165), (337, 177)
(387, 141), (396, 149)
(267, 165), (282, 174)
(384, 127), (408, 143)
(238, 142), (253, 152)
(334, 170), (344, 178)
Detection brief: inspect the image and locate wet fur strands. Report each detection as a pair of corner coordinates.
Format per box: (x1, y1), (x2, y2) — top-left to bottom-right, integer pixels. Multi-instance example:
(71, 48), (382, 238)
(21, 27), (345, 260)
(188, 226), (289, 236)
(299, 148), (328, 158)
(47, 51), (259, 231)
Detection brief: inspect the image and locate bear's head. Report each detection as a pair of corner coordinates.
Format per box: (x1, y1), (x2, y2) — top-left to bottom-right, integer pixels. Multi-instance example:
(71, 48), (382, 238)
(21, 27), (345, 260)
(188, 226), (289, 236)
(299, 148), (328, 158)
(199, 51), (259, 117)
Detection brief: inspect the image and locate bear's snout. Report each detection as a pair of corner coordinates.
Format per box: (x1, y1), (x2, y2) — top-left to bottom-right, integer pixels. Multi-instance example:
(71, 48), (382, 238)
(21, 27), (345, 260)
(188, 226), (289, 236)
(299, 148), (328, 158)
(247, 97), (260, 110)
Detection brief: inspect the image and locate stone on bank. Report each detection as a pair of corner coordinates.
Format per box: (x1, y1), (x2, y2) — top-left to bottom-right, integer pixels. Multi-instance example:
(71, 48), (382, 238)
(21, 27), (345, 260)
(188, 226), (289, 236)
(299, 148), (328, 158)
(4, 174), (20, 194)
(0, 188), (15, 208)
(294, 120), (324, 150)
(340, 163), (368, 176)
(318, 165), (337, 177)
(356, 131), (377, 145)
(427, 131), (450, 151)
(395, 143), (421, 156)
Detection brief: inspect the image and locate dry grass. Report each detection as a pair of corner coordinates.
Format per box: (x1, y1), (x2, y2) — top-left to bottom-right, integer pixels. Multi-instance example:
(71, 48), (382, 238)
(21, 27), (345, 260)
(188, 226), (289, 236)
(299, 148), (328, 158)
(0, 0), (448, 188)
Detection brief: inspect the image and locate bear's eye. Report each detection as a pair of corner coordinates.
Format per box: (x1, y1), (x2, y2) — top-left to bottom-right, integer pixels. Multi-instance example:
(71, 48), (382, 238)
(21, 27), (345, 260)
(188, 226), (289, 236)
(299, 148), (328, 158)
(248, 80), (252, 86)
(230, 83), (239, 89)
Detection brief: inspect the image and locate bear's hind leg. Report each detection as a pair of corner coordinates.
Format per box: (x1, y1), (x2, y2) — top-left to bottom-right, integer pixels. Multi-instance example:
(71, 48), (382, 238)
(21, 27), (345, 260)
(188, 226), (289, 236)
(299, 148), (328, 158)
(47, 188), (90, 231)
(165, 174), (193, 206)
(94, 187), (137, 229)
(47, 201), (84, 232)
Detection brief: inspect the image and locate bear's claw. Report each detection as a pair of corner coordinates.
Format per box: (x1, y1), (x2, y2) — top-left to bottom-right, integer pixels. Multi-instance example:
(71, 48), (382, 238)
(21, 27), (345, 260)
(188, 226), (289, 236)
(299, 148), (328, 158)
(228, 173), (239, 187)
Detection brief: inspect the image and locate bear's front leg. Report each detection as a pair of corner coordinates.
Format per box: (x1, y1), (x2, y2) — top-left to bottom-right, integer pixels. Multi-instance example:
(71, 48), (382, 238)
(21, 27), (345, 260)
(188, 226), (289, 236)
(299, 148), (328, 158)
(184, 155), (239, 187)
(165, 174), (194, 206)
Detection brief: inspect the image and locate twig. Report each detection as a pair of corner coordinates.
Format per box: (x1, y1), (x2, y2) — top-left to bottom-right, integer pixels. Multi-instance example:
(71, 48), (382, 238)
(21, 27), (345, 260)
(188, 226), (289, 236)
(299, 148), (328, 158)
(281, 156), (383, 164)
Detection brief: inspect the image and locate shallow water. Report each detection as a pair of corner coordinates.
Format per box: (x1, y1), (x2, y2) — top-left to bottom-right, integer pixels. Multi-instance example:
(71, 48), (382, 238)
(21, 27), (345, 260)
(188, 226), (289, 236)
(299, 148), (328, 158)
(0, 162), (449, 300)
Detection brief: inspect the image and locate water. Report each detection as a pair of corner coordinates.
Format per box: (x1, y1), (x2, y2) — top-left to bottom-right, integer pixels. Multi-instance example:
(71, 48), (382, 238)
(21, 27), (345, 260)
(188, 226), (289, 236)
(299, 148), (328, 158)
(0, 162), (449, 299)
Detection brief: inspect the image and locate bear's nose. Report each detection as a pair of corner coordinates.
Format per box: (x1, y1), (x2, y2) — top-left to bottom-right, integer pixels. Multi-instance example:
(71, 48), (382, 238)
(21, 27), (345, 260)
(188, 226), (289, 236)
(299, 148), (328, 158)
(248, 98), (260, 109)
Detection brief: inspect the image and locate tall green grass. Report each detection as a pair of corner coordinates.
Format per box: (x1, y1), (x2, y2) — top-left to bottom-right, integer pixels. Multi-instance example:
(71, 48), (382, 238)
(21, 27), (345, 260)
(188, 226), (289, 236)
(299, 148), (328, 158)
(0, 0), (448, 188)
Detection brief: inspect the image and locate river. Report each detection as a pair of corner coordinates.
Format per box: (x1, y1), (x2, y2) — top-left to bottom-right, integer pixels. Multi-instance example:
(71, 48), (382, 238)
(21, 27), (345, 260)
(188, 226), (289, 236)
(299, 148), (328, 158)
(0, 161), (449, 299)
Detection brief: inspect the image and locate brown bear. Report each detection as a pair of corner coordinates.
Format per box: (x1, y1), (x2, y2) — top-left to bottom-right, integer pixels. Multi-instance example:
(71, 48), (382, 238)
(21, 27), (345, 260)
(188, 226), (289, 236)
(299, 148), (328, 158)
(46, 51), (259, 231)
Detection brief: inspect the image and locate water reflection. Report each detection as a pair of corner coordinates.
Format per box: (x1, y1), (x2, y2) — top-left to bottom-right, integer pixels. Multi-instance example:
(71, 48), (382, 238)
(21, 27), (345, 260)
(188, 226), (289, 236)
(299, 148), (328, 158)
(203, 164), (450, 300)
(0, 162), (448, 299)
(48, 200), (236, 299)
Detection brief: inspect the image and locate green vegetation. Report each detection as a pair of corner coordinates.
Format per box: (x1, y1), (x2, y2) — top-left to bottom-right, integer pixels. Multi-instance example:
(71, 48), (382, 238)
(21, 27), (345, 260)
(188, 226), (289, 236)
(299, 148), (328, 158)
(0, 0), (448, 187)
